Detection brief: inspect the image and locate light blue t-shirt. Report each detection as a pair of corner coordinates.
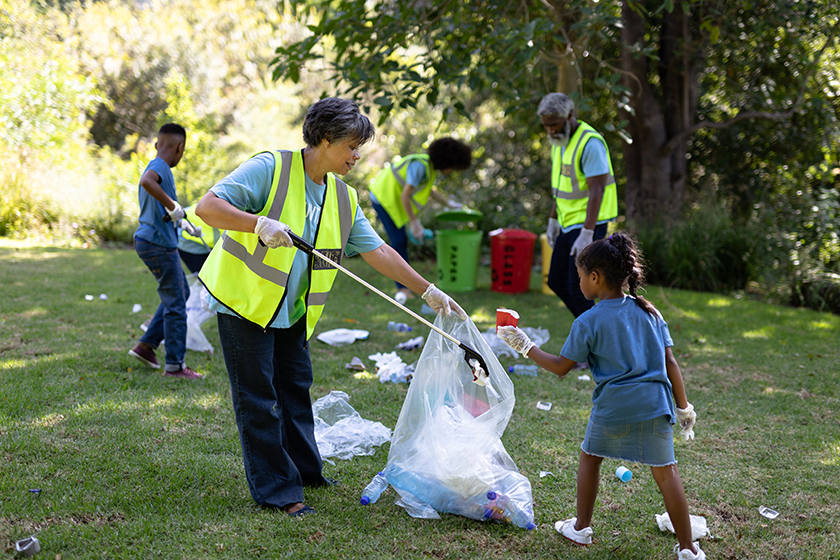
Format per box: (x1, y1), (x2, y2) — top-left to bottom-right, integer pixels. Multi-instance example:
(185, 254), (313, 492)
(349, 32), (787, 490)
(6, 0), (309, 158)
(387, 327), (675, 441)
(559, 137), (612, 233)
(369, 159), (429, 206)
(560, 296), (676, 425)
(134, 157), (179, 248)
(206, 151), (384, 329)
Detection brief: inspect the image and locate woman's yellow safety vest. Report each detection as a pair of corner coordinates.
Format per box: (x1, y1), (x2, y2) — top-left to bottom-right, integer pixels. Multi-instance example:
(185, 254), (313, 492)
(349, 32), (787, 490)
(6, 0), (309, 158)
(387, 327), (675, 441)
(551, 121), (618, 228)
(199, 150), (358, 336)
(181, 206), (220, 249)
(370, 154), (436, 228)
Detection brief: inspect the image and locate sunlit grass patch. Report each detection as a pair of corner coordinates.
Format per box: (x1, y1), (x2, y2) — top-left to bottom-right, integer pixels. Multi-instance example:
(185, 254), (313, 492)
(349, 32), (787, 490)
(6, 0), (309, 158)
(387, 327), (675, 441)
(706, 297), (731, 307)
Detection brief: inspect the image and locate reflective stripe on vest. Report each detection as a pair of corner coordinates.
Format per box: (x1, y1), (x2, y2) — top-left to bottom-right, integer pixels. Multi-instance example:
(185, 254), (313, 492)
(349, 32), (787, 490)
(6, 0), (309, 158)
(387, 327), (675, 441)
(199, 150), (357, 335)
(370, 154), (436, 228)
(181, 206), (220, 248)
(551, 121), (618, 228)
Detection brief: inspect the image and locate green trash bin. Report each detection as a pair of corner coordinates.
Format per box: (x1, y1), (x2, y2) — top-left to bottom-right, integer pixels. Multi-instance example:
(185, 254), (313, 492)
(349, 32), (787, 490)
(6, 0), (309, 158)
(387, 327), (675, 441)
(434, 208), (484, 292)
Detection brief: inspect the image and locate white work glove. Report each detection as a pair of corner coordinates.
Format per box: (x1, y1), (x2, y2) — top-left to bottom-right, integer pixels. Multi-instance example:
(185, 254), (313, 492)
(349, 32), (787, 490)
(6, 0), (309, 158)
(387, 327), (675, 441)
(570, 227), (594, 257)
(421, 283), (468, 320)
(675, 402), (696, 441)
(178, 219), (201, 238)
(446, 199), (463, 209)
(546, 218), (560, 249)
(408, 219), (425, 243)
(497, 325), (535, 357)
(254, 215), (293, 249)
(166, 201), (186, 223)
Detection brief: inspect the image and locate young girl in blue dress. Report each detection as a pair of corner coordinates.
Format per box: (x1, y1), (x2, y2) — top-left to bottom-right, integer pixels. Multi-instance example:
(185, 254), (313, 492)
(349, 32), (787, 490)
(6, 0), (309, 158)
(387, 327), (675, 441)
(498, 232), (704, 560)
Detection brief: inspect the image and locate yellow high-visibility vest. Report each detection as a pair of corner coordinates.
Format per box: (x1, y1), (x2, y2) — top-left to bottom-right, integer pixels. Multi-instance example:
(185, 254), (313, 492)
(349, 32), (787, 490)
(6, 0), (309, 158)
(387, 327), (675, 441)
(551, 121), (618, 228)
(199, 150), (358, 336)
(181, 206), (220, 249)
(370, 154), (436, 228)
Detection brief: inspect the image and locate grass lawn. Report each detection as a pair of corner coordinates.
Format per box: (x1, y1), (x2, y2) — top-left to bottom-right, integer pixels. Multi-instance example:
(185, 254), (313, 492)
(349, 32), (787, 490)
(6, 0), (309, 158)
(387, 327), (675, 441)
(1, 241), (838, 559)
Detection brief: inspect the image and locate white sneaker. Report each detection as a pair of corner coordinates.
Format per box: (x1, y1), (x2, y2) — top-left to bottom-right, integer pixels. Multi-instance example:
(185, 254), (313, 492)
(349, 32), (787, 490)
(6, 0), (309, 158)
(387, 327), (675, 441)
(554, 517), (593, 545)
(675, 542), (706, 560)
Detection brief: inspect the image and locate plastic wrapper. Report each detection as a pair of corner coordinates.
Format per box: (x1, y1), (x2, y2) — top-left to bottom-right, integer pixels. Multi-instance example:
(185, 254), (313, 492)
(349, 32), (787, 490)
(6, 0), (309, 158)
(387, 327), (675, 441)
(655, 512), (711, 540)
(480, 326), (550, 359)
(384, 315), (535, 529)
(313, 391), (391, 462)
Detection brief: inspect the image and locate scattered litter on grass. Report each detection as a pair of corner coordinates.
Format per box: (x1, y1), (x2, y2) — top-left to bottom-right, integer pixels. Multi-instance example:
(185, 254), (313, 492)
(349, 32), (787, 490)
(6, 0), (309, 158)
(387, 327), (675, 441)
(316, 328), (370, 346)
(28, 488), (41, 495)
(758, 506), (780, 520)
(132, 304), (142, 313)
(539, 471), (554, 478)
(481, 326), (550, 358)
(99, 294), (108, 300)
(577, 374), (591, 381)
(345, 357), (366, 371)
(84, 295), (94, 301)
(368, 352), (413, 383)
(536, 401), (552, 411)
(396, 336), (424, 351)
(15, 535), (40, 557)
(312, 390), (391, 463)
(395, 493), (441, 519)
(655, 512), (711, 540)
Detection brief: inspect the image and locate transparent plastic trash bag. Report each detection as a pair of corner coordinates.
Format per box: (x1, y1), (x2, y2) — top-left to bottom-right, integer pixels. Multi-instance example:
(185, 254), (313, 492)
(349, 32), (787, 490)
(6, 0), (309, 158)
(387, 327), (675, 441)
(384, 315), (535, 529)
(185, 273), (214, 354)
(313, 391), (392, 462)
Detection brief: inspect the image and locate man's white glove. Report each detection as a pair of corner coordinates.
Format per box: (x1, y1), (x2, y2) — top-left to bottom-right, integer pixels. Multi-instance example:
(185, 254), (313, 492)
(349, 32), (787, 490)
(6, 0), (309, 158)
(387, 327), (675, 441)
(570, 227), (594, 257)
(166, 201), (186, 223)
(497, 325), (535, 357)
(675, 403), (696, 441)
(408, 219), (425, 243)
(446, 199), (463, 209)
(421, 283), (468, 320)
(254, 216), (293, 249)
(179, 219), (201, 238)
(546, 218), (560, 249)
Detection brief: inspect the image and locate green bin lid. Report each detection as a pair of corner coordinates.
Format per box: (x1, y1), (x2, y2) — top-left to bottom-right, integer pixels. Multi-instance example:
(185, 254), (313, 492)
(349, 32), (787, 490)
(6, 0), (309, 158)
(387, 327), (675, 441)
(434, 208), (484, 221)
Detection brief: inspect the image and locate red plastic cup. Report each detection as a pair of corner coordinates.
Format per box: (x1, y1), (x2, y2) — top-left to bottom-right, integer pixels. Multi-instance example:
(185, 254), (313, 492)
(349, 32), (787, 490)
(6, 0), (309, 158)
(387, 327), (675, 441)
(496, 308), (520, 332)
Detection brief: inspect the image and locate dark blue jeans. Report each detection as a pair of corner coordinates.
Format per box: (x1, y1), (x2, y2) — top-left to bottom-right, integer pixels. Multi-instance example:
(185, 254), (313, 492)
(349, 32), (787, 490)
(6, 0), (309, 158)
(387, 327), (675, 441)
(547, 224), (608, 318)
(135, 238), (189, 370)
(216, 313), (327, 509)
(372, 200), (408, 290)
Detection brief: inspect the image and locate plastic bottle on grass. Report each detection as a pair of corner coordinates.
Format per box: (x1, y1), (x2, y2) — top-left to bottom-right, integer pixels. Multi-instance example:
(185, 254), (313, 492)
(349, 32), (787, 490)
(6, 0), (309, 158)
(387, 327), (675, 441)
(360, 471), (389, 505)
(509, 364), (538, 377)
(388, 321), (412, 332)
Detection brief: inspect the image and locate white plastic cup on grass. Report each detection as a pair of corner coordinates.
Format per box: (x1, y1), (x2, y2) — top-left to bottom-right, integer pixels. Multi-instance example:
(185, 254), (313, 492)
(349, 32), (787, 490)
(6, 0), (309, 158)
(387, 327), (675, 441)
(615, 466), (632, 482)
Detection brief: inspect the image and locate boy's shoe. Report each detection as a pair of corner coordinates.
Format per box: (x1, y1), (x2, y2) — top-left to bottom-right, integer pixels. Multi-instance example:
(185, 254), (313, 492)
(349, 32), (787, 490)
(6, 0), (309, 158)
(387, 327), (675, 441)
(129, 344), (160, 369)
(675, 543), (706, 560)
(555, 517), (593, 545)
(163, 366), (204, 380)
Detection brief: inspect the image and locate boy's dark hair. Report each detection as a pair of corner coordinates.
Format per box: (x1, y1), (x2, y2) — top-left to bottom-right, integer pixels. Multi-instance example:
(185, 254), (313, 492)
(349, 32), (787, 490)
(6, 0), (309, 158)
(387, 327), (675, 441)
(427, 137), (472, 171)
(159, 123), (186, 139)
(576, 231), (657, 316)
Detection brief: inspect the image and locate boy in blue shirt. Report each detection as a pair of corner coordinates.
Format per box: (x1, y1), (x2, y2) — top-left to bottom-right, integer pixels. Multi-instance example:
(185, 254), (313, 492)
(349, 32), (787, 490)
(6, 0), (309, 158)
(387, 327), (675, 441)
(128, 123), (203, 379)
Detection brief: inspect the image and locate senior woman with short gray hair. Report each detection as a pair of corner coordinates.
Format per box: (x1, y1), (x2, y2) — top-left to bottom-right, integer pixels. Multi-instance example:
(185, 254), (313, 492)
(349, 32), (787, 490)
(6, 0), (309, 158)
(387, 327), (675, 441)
(195, 97), (466, 517)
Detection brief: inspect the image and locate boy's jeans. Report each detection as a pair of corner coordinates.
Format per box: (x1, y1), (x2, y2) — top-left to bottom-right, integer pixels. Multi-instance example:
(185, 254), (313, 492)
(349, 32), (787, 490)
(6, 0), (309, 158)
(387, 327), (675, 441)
(135, 238), (190, 370)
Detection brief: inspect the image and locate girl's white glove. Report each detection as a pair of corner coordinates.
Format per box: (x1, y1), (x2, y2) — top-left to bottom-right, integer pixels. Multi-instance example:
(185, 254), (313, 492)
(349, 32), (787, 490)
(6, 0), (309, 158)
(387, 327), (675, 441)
(421, 283), (467, 320)
(497, 325), (535, 357)
(675, 403), (696, 440)
(254, 216), (293, 248)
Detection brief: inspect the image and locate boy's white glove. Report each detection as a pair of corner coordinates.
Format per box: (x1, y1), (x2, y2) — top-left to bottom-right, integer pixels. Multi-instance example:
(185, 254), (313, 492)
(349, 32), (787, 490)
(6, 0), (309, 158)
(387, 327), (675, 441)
(254, 216), (293, 248)
(675, 403), (696, 440)
(166, 201), (186, 223)
(546, 218), (560, 249)
(179, 219), (201, 238)
(421, 283), (467, 320)
(570, 227), (594, 256)
(497, 325), (535, 357)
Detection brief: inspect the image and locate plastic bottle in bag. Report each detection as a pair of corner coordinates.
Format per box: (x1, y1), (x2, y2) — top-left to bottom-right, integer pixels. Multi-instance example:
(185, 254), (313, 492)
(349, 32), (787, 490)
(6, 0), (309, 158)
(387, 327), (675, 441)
(484, 491), (537, 530)
(509, 364), (538, 376)
(388, 321), (412, 332)
(387, 464), (484, 519)
(360, 471), (389, 505)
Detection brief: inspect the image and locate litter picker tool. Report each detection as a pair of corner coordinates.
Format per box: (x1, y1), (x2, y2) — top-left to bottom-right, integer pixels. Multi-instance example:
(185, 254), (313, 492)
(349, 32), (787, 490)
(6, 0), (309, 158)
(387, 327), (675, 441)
(273, 231), (491, 383)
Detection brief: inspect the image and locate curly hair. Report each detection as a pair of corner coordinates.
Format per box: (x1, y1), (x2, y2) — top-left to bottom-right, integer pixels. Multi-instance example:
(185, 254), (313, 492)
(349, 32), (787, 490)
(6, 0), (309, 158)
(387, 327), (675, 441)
(427, 137), (472, 171)
(576, 231), (657, 316)
(302, 98), (376, 147)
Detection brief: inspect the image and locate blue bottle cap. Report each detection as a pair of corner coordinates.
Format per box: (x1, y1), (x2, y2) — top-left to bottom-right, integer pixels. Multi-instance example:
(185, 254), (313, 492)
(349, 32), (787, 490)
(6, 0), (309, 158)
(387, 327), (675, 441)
(360, 496), (371, 505)
(487, 491), (497, 500)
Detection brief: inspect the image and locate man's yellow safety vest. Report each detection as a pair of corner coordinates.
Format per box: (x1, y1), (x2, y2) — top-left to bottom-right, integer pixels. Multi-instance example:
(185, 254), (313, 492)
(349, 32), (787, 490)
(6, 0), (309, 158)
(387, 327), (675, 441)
(551, 121), (618, 228)
(370, 154), (436, 228)
(181, 206), (220, 249)
(199, 150), (358, 336)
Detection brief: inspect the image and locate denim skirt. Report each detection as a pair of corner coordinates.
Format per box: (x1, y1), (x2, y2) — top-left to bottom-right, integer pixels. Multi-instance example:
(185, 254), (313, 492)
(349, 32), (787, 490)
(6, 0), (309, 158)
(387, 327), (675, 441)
(581, 415), (676, 467)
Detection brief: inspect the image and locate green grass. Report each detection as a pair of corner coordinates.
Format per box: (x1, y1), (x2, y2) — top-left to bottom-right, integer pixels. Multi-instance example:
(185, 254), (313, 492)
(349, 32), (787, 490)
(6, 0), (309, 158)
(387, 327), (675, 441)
(1, 241), (838, 559)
